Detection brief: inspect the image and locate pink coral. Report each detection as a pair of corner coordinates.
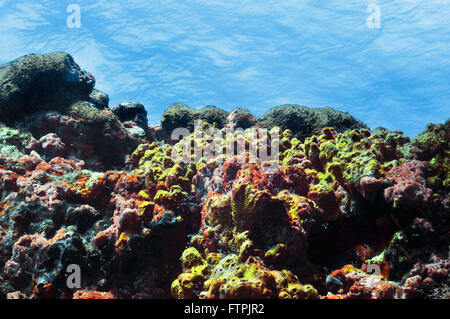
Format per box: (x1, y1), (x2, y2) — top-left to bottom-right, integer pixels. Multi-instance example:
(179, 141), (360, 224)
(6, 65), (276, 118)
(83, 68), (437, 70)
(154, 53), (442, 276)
(384, 160), (433, 208)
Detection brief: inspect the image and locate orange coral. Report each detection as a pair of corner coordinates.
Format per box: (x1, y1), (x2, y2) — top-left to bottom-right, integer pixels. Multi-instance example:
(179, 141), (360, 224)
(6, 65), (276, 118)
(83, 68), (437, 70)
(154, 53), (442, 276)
(73, 290), (115, 299)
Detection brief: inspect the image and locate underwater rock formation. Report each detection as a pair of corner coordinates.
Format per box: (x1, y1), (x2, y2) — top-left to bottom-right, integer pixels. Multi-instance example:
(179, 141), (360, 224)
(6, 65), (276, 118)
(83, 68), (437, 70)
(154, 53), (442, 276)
(0, 52), (448, 299)
(0, 53), (152, 170)
(160, 103), (368, 143)
(257, 104), (369, 140)
(89, 89), (110, 110)
(161, 104), (229, 141)
(111, 103), (148, 130)
(0, 52), (95, 123)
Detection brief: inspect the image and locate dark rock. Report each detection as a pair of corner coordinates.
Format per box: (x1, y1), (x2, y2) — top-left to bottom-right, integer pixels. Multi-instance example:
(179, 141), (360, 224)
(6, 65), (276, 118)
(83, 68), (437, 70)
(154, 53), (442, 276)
(0, 52), (95, 123)
(66, 101), (141, 168)
(161, 103), (367, 142)
(412, 119), (449, 161)
(89, 89), (109, 109)
(161, 103), (194, 139)
(257, 104), (369, 140)
(226, 108), (257, 130)
(161, 104), (228, 140)
(325, 275), (343, 293)
(196, 105), (229, 129)
(111, 103), (148, 129)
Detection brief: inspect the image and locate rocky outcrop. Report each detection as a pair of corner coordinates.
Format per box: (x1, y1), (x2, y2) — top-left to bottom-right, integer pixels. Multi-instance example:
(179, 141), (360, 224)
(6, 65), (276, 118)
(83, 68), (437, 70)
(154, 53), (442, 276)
(226, 108), (258, 130)
(0, 53), (154, 170)
(161, 104), (229, 140)
(0, 52), (95, 123)
(257, 104), (369, 140)
(111, 103), (148, 130)
(161, 104), (368, 143)
(89, 89), (109, 110)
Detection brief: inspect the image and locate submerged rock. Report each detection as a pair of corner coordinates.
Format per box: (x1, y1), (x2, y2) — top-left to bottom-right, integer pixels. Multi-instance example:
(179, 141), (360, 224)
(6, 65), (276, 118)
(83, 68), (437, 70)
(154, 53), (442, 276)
(161, 104), (229, 140)
(111, 102), (148, 130)
(161, 103), (368, 143)
(226, 108), (258, 130)
(0, 52), (155, 170)
(89, 89), (110, 110)
(0, 52), (95, 123)
(257, 104), (369, 140)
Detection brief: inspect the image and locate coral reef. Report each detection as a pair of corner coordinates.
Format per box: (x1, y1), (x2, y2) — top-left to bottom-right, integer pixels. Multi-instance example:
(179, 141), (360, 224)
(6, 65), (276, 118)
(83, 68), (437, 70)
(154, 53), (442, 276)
(0, 52), (448, 299)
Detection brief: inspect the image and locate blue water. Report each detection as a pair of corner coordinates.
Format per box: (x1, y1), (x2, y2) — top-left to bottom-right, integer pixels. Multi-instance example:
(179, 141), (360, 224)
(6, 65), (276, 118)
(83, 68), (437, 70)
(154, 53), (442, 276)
(1, 0), (449, 138)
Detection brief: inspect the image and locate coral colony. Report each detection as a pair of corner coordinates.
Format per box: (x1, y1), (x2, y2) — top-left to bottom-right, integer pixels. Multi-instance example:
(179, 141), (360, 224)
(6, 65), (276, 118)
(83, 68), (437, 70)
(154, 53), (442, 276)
(0, 52), (448, 299)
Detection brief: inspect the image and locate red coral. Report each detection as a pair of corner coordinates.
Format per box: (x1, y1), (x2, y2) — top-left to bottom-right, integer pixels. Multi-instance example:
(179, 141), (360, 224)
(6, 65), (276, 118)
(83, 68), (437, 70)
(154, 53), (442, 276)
(73, 290), (115, 299)
(384, 160), (433, 208)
